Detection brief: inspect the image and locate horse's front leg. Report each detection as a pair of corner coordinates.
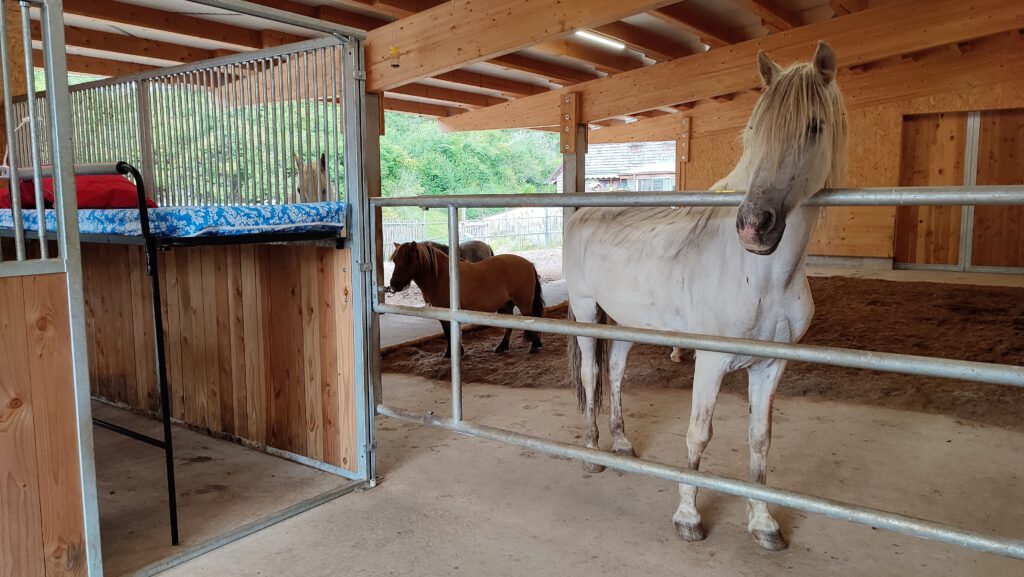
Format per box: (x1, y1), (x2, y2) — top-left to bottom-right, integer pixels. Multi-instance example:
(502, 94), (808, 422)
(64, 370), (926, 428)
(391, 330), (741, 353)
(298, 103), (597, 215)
(746, 360), (788, 551)
(607, 340), (635, 457)
(673, 351), (727, 542)
(493, 302), (514, 353)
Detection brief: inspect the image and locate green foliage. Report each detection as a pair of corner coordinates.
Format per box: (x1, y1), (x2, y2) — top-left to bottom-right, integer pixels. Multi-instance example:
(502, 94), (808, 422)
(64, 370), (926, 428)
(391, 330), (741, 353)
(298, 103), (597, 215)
(380, 112), (560, 219)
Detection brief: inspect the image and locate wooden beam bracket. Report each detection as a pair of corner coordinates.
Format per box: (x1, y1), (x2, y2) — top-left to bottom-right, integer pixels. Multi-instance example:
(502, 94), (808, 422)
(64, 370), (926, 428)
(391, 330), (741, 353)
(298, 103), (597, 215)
(560, 93), (584, 154)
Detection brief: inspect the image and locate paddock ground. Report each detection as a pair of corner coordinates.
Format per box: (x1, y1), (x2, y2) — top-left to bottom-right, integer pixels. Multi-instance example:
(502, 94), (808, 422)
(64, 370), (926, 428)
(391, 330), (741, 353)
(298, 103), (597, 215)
(159, 373), (1023, 577)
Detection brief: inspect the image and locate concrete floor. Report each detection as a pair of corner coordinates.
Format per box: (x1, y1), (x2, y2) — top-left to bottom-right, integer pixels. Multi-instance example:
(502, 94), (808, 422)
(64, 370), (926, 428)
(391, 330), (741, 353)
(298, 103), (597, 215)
(92, 403), (349, 576)
(159, 374), (1024, 577)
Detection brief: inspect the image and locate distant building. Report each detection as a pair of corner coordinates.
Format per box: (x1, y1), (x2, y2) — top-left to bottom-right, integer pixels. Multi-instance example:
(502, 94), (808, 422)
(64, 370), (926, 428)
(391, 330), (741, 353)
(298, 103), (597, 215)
(547, 141), (676, 193)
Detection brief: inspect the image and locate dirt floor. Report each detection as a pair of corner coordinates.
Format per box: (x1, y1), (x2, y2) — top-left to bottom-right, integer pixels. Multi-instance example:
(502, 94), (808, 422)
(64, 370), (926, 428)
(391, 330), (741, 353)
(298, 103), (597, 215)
(381, 277), (1024, 430)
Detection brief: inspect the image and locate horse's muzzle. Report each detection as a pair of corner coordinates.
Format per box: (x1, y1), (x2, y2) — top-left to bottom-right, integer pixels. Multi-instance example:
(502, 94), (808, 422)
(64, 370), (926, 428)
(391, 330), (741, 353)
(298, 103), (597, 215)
(736, 205), (785, 255)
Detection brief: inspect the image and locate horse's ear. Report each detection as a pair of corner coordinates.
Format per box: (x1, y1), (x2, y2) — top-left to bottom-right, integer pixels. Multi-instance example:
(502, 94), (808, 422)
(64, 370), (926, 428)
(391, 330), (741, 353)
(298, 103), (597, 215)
(757, 50), (781, 87)
(812, 41), (837, 85)
(319, 153), (326, 172)
(393, 242), (400, 248)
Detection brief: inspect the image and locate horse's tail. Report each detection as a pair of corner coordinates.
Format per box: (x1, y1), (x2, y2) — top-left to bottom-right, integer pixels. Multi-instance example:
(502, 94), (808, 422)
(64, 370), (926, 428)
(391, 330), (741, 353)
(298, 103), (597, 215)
(567, 304), (608, 414)
(523, 273), (545, 342)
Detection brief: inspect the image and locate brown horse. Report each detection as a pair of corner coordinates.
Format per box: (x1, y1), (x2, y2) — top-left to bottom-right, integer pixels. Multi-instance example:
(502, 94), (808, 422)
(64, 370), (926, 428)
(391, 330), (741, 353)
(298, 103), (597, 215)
(389, 241), (544, 357)
(422, 240), (494, 263)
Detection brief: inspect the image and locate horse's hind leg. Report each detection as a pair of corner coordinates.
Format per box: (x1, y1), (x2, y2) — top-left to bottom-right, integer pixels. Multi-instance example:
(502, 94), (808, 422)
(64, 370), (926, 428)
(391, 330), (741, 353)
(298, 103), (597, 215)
(673, 351), (728, 542)
(745, 360), (788, 551)
(607, 340), (635, 457)
(570, 298), (604, 473)
(493, 302), (514, 353)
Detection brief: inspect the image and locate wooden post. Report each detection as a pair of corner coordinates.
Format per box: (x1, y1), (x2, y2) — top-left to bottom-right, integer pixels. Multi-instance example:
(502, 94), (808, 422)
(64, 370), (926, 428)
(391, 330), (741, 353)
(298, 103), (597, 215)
(560, 92), (586, 229)
(364, 92), (384, 291)
(675, 116), (690, 191)
(1, 3), (26, 189)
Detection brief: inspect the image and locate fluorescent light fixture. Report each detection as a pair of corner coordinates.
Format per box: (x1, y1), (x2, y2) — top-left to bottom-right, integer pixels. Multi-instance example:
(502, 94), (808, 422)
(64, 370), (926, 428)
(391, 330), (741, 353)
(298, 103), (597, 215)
(575, 30), (626, 50)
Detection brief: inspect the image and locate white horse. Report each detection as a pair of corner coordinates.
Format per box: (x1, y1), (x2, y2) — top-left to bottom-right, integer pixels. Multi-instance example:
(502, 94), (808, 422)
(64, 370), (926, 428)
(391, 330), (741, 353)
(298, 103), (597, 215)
(292, 153), (334, 203)
(564, 41), (846, 551)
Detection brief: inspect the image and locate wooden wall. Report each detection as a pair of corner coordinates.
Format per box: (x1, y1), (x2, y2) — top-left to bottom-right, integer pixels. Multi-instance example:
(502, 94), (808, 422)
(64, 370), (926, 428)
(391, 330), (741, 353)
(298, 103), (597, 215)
(0, 273), (88, 577)
(678, 34), (1024, 259)
(82, 243), (359, 472)
(973, 109), (1024, 267)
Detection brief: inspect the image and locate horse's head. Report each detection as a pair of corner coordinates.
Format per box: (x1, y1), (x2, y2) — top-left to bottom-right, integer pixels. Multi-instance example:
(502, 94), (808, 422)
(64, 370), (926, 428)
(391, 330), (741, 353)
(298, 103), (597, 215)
(736, 41), (847, 255)
(388, 241), (436, 292)
(293, 153), (330, 203)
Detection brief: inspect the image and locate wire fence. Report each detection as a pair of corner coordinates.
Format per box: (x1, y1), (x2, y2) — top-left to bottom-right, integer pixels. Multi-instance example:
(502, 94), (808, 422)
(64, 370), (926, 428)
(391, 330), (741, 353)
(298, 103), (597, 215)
(383, 207), (563, 252)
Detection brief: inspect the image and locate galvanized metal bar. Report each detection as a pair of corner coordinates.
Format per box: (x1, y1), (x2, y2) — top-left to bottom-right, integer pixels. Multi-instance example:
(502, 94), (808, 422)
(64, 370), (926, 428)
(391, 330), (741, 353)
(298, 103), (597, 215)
(287, 54), (297, 202)
(0, 1), (27, 261)
(447, 206), (463, 423)
(303, 50), (312, 196)
(376, 404), (1024, 560)
(270, 57), (281, 204)
(37, 0), (104, 571)
(204, 68), (216, 204)
(219, 65), (230, 205)
(329, 45), (341, 200)
(173, 75), (186, 205)
(186, 73), (199, 204)
(0, 257), (66, 278)
(375, 303), (1024, 388)
(136, 81), (157, 206)
(231, 64), (243, 204)
(371, 186), (1024, 209)
(20, 3), (47, 257)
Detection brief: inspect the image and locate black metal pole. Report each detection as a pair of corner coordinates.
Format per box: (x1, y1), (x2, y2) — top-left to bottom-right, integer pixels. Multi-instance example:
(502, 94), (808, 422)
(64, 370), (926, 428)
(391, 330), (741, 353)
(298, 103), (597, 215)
(118, 162), (180, 546)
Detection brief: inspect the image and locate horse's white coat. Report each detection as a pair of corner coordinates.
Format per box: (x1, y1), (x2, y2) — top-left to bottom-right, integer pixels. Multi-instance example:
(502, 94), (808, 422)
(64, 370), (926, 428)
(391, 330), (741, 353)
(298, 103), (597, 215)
(293, 153), (334, 203)
(563, 42), (847, 551)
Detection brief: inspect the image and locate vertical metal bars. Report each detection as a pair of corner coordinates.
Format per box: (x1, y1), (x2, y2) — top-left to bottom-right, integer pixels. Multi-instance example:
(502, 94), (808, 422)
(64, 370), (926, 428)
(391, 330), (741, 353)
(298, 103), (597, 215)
(447, 206), (463, 422)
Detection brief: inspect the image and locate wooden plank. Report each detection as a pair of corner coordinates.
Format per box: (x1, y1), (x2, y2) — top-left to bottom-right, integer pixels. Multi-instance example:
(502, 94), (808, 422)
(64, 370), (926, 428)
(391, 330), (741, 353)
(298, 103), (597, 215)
(972, 108), (1024, 267)
(432, 70), (549, 98)
(318, 249), (341, 467)
(383, 97), (464, 118)
(651, 3), (748, 47)
(23, 274), (87, 577)
(894, 112), (967, 265)
(365, 0), (678, 91)
(107, 246), (137, 407)
(334, 249), (359, 471)
(531, 38), (645, 74)
(386, 83), (507, 108)
(178, 248), (201, 425)
(488, 53), (600, 85)
(33, 50), (158, 78)
(30, 21), (218, 64)
(214, 248), (234, 436)
(226, 246), (248, 440)
(560, 93), (581, 154)
(240, 246), (266, 444)
(302, 250), (324, 460)
(733, 0), (802, 32)
(0, 276), (47, 577)
(127, 245), (158, 413)
(161, 250), (186, 420)
(199, 248), (221, 432)
(441, 0), (1024, 131)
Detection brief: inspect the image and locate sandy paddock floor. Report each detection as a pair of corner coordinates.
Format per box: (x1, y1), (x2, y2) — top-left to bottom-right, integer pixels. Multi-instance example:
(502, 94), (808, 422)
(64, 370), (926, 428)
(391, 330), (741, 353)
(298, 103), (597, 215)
(382, 277), (1024, 430)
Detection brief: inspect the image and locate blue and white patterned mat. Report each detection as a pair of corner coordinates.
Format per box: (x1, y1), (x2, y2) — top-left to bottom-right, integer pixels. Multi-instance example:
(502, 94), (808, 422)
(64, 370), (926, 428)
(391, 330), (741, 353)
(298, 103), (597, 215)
(0, 202), (348, 238)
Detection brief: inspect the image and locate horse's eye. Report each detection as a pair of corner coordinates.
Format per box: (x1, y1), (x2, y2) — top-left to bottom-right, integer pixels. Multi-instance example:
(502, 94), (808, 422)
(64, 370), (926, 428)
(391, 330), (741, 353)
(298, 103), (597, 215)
(808, 118), (821, 136)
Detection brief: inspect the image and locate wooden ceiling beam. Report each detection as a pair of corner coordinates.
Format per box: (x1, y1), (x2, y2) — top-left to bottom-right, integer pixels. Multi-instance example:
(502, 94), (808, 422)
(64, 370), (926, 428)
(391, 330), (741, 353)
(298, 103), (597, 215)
(650, 3), (747, 48)
(241, 0), (391, 31)
(383, 96), (464, 118)
(732, 0), (803, 32)
(34, 49), (157, 77)
(386, 83), (508, 108)
(589, 32), (1024, 143)
(830, 0), (868, 15)
(592, 21), (694, 62)
(431, 70), (549, 97)
(333, 0), (445, 19)
(488, 53), (601, 85)
(441, 0), (1024, 131)
(30, 22), (219, 64)
(531, 38), (644, 74)
(62, 0), (306, 49)
(364, 0), (680, 91)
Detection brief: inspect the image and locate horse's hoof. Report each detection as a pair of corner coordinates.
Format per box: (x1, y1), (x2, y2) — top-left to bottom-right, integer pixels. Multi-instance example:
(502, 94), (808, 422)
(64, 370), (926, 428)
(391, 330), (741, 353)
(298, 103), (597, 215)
(611, 442), (636, 458)
(493, 345), (509, 354)
(669, 352), (683, 364)
(528, 346), (540, 354)
(751, 529), (788, 551)
(583, 461), (605, 474)
(674, 521), (706, 542)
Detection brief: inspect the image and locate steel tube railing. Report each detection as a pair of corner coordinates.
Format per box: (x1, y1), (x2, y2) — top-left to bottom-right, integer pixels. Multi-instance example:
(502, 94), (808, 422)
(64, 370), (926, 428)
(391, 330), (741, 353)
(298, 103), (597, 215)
(0, 0), (26, 261)
(447, 206), (463, 422)
(370, 186), (1024, 209)
(375, 303), (1024, 387)
(376, 403), (1024, 560)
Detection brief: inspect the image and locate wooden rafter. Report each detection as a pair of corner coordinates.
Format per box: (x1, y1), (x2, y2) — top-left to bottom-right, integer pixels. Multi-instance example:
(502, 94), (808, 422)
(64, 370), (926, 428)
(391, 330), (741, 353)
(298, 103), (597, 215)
(242, 0), (391, 31)
(732, 0), (802, 32)
(650, 3), (747, 48)
(488, 54), (600, 85)
(35, 49), (157, 77)
(30, 22), (218, 64)
(592, 21), (694, 62)
(364, 0), (679, 91)
(441, 0), (1024, 131)
(386, 83), (508, 108)
(431, 70), (549, 97)
(589, 33), (1024, 143)
(333, 0), (444, 20)
(531, 38), (644, 74)
(830, 0), (868, 15)
(62, 0), (305, 49)
(383, 96), (463, 118)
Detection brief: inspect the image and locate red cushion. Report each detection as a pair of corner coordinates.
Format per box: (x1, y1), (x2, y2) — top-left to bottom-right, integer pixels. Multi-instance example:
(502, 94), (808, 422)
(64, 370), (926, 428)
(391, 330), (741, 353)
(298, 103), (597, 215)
(0, 185), (39, 209)
(19, 174), (157, 209)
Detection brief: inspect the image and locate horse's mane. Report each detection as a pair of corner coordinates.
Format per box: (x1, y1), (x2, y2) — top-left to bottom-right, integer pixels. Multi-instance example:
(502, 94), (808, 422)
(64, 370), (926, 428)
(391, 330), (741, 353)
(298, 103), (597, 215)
(392, 241), (439, 280)
(740, 60), (848, 188)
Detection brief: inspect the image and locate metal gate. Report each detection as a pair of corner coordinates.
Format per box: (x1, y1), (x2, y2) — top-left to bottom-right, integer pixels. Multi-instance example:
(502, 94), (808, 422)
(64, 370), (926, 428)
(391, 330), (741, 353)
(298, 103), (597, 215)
(366, 187), (1024, 560)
